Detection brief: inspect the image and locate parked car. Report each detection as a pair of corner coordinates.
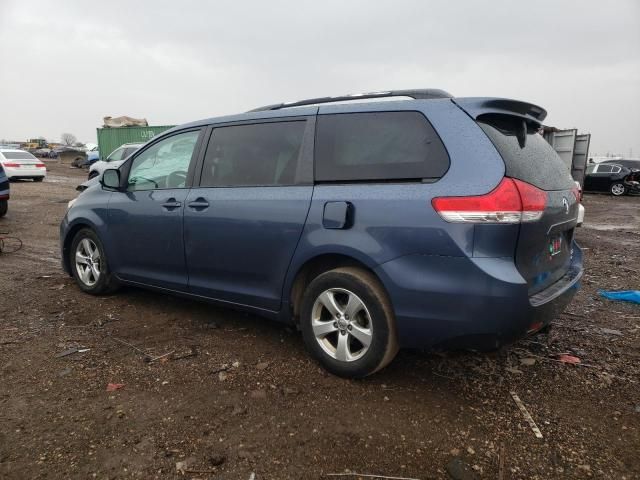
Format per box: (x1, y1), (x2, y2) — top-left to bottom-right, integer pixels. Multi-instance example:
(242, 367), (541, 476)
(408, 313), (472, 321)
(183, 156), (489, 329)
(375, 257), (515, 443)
(85, 146), (100, 166)
(61, 89), (583, 378)
(87, 143), (142, 179)
(0, 162), (9, 217)
(584, 163), (639, 196)
(0, 149), (47, 181)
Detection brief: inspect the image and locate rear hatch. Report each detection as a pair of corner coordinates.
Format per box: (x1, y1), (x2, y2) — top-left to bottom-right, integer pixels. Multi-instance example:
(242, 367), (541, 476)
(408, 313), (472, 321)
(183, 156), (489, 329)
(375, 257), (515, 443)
(476, 113), (578, 295)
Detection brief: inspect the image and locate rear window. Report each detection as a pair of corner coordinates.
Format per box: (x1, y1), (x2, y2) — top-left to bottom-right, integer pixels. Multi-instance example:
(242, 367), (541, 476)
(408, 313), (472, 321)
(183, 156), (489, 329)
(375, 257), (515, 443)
(315, 111), (449, 182)
(478, 114), (574, 191)
(2, 151), (37, 160)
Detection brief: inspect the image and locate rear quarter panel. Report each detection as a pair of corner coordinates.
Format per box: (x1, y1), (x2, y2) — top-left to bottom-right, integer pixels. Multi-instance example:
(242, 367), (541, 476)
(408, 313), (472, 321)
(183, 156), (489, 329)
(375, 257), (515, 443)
(283, 99), (506, 299)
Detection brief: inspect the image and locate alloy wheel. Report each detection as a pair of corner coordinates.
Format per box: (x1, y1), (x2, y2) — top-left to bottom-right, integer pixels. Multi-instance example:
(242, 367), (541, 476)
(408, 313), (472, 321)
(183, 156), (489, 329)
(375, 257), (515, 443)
(311, 288), (373, 362)
(611, 183), (625, 196)
(75, 238), (101, 287)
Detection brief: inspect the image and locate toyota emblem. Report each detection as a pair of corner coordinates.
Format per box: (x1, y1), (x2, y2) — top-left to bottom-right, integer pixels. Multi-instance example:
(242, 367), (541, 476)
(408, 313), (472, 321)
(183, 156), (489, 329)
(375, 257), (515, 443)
(562, 197), (569, 214)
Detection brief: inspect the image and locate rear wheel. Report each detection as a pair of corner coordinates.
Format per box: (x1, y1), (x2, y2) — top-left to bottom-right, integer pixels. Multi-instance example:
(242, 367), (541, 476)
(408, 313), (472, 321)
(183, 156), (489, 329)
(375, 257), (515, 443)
(70, 228), (118, 294)
(610, 183), (626, 196)
(300, 267), (398, 378)
(0, 200), (7, 218)
(33, 177), (44, 182)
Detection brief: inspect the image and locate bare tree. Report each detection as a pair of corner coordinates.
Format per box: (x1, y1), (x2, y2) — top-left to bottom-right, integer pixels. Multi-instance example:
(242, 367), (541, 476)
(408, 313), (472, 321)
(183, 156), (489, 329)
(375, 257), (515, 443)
(61, 133), (77, 146)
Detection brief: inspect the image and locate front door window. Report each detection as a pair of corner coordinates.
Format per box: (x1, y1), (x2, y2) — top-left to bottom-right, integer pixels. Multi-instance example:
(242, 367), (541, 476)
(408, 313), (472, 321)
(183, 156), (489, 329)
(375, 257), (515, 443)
(128, 131), (200, 191)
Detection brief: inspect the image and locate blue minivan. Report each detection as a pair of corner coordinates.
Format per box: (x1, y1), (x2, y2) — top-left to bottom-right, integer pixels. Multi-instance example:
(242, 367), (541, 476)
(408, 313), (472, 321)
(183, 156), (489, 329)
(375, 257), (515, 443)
(60, 90), (583, 377)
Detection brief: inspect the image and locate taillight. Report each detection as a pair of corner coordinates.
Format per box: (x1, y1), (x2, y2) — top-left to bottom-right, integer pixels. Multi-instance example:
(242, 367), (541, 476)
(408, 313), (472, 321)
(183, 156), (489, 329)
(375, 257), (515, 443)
(3, 162), (20, 167)
(571, 185), (581, 202)
(35, 163), (46, 168)
(432, 178), (547, 223)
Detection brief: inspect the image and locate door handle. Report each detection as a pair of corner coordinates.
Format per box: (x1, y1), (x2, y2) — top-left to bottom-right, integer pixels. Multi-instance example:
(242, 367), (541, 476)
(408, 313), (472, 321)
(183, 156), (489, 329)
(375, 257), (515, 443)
(161, 199), (182, 210)
(187, 198), (209, 210)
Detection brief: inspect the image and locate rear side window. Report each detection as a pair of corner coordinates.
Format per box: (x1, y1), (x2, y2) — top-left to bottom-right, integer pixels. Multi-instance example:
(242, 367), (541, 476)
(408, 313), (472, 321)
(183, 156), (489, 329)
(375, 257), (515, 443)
(315, 112), (449, 182)
(478, 114), (574, 191)
(2, 151), (37, 160)
(200, 121), (306, 187)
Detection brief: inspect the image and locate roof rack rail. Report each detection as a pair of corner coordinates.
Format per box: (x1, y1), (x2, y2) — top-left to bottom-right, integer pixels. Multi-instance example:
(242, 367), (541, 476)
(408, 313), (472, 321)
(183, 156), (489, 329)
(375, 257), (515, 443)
(248, 89), (454, 112)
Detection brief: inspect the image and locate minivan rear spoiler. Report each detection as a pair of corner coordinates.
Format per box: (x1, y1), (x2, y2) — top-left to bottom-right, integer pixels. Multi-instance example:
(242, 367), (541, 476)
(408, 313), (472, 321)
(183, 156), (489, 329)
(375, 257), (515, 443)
(452, 98), (547, 127)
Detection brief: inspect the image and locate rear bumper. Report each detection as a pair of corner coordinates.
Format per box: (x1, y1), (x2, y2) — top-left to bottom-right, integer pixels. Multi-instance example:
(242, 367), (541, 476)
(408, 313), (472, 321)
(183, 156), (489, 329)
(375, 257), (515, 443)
(4, 166), (46, 178)
(375, 242), (583, 349)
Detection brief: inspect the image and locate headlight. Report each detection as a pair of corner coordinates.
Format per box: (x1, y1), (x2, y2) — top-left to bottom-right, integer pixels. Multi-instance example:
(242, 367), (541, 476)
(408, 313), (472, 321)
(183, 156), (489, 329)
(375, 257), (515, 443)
(67, 198), (77, 210)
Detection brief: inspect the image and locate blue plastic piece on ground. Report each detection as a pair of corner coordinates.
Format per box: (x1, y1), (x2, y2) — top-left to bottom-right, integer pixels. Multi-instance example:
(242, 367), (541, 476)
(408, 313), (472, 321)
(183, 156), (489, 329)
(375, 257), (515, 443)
(599, 290), (640, 304)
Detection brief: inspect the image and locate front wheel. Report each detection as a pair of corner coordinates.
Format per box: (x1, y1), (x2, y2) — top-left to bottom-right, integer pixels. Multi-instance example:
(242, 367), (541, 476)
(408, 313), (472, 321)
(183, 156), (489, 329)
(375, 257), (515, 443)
(300, 267), (398, 378)
(610, 183), (626, 196)
(33, 177), (44, 182)
(0, 200), (7, 217)
(70, 228), (118, 294)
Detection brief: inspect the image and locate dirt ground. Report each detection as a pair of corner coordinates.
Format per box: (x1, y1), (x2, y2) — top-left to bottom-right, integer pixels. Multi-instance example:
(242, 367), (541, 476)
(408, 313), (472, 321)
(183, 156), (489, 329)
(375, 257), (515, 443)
(0, 162), (638, 480)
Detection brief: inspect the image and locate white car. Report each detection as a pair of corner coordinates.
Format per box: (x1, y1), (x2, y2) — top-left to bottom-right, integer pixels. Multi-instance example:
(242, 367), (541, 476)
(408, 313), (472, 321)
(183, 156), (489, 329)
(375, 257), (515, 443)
(88, 143), (142, 179)
(0, 149), (47, 181)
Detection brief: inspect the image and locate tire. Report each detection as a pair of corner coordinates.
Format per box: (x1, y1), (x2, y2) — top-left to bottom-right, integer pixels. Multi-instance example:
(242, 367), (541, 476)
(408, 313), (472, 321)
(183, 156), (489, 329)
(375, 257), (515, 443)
(88, 171), (99, 180)
(33, 177), (44, 182)
(0, 200), (7, 218)
(69, 228), (118, 295)
(300, 267), (399, 378)
(610, 183), (626, 196)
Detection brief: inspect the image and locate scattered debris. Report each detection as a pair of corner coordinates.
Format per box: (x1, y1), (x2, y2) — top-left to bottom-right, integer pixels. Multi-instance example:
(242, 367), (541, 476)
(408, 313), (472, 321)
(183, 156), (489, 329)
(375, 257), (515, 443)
(144, 350), (175, 363)
(218, 371), (228, 381)
(557, 354), (581, 365)
(445, 458), (479, 480)
(55, 346), (89, 358)
(172, 347), (198, 361)
(325, 473), (421, 480)
(175, 459), (189, 474)
(208, 453), (226, 466)
(212, 364), (230, 375)
(510, 391), (543, 439)
(599, 290), (640, 304)
(106, 383), (125, 392)
(256, 361), (270, 370)
(232, 360), (241, 368)
(249, 473), (256, 480)
(519, 357), (536, 366)
(109, 336), (150, 360)
(505, 367), (523, 374)
(601, 328), (623, 336)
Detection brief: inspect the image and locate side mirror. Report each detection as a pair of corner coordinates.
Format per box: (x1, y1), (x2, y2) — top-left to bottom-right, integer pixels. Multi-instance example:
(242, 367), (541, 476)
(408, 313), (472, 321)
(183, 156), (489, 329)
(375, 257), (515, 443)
(101, 169), (122, 190)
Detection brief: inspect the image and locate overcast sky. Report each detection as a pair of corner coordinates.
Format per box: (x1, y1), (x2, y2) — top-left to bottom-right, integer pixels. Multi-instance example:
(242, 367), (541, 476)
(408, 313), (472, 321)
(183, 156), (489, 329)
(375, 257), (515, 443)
(1, 0), (638, 156)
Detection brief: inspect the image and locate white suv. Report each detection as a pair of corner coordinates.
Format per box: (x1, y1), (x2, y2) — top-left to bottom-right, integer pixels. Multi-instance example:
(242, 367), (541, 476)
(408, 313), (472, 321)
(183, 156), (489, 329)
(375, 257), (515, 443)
(88, 143), (142, 179)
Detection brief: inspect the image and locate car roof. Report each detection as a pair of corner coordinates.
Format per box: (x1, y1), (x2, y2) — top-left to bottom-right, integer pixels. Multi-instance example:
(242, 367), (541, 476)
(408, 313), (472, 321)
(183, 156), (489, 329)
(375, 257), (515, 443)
(0, 148), (30, 153)
(164, 90), (547, 137)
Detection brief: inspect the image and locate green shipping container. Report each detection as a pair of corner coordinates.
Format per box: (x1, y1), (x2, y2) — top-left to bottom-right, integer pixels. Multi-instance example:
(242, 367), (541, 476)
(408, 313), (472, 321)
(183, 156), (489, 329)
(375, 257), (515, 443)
(96, 125), (175, 160)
